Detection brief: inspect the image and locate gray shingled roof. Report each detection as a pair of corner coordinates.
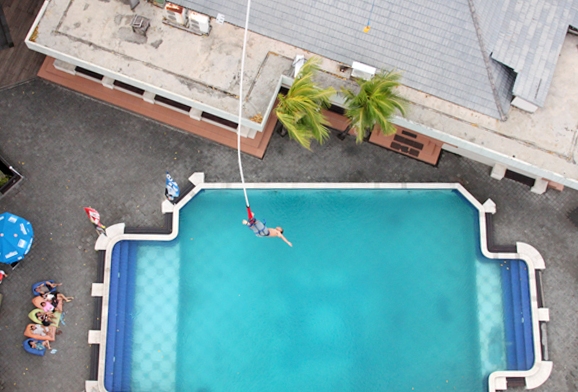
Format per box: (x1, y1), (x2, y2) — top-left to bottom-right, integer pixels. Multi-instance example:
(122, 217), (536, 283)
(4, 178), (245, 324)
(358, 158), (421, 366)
(573, 4), (578, 28)
(173, 0), (576, 119)
(491, 0), (578, 108)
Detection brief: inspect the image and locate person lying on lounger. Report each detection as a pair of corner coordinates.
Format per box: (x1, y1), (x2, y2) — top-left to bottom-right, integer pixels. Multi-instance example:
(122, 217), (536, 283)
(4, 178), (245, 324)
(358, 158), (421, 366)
(39, 293), (72, 313)
(41, 292), (73, 303)
(40, 293), (72, 312)
(25, 323), (60, 341)
(29, 339), (51, 351)
(32, 295), (62, 312)
(31, 324), (49, 336)
(37, 311), (57, 327)
(34, 281), (62, 295)
(40, 301), (55, 313)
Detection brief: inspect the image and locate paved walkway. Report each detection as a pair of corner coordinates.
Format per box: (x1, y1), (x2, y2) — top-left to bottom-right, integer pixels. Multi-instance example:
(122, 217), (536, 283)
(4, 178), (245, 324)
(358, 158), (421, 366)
(0, 79), (576, 391)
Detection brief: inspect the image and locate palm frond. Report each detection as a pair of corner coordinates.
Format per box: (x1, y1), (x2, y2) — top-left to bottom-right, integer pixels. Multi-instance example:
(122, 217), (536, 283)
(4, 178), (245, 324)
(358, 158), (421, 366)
(274, 57), (335, 150)
(343, 70), (407, 143)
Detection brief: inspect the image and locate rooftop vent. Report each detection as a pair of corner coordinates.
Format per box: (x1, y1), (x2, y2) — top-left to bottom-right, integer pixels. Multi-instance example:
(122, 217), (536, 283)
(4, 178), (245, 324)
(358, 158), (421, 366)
(292, 55), (305, 78)
(188, 11), (211, 35)
(131, 15), (150, 36)
(351, 61), (376, 80)
(164, 3), (187, 26)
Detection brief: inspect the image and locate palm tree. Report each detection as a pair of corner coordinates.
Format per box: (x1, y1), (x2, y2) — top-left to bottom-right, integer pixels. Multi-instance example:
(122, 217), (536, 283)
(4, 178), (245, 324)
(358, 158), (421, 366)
(275, 57), (335, 150)
(337, 70), (407, 143)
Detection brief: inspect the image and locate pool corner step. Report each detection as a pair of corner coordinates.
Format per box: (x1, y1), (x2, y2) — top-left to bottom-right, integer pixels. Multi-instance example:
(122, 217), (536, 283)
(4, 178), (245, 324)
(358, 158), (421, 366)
(502, 260), (535, 371)
(105, 240), (138, 392)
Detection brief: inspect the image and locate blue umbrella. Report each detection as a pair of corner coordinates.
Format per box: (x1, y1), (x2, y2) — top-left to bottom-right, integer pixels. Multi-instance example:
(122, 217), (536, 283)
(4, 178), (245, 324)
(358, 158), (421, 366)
(0, 212), (34, 265)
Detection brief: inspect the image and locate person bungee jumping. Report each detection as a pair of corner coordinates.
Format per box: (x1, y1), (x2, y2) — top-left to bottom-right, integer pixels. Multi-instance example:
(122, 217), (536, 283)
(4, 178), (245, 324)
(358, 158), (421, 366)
(242, 211), (292, 247)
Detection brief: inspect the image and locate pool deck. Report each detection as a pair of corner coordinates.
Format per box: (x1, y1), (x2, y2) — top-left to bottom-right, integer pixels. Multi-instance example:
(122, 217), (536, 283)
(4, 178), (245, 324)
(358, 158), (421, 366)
(0, 79), (577, 391)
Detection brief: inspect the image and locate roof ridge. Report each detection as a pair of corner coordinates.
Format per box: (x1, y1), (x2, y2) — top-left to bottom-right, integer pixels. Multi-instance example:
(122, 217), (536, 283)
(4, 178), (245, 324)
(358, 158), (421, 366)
(467, 0), (508, 121)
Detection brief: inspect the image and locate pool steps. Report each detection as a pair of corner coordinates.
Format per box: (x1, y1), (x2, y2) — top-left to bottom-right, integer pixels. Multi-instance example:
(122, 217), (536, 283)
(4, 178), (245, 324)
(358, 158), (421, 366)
(485, 242), (552, 391)
(104, 241), (137, 392)
(85, 174), (552, 392)
(123, 242), (138, 390)
(502, 260), (534, 371)
(482, 191), (552, 391)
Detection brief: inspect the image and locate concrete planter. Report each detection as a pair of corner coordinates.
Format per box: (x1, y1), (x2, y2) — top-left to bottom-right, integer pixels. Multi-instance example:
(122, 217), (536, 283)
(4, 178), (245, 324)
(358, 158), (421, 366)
(0, 155), (22, 195)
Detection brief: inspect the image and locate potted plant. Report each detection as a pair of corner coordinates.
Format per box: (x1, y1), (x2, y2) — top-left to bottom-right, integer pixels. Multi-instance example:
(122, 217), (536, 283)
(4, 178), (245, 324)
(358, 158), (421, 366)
(275, 57), (335, 150)
(0, 155), (22, 195)
(337, 70), (407, 143)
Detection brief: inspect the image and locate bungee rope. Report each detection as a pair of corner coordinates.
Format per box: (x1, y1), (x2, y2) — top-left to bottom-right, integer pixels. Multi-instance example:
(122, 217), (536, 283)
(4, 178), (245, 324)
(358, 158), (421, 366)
(237, 0), (254, 221)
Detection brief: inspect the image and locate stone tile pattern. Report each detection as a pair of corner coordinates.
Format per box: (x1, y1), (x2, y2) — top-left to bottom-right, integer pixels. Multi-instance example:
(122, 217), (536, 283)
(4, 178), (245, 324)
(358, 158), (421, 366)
(0, 79), (577, 390)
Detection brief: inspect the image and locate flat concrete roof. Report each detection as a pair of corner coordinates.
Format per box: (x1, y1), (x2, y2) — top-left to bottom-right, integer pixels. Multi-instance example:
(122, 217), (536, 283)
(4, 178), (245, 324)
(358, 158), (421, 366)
(27, 0), (578, 189)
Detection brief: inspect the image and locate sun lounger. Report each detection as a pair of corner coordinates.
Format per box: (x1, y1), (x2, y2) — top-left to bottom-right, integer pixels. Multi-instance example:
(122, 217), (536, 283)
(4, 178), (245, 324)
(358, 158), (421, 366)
(32, 295), (63, 312)
(28, 308), (61, 327)
(22, 338), (47, 356)
(31, 280), (57, 296)
(23, 324), (57, 341)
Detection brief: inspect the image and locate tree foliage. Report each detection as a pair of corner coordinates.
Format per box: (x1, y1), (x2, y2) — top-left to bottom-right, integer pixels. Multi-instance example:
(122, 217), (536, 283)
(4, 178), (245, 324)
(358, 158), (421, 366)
(342, 71), (407, 144)
(275, 57), (335, 150)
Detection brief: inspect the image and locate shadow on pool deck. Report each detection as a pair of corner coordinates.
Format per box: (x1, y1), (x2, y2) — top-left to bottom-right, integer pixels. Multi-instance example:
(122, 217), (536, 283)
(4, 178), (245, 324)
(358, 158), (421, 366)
(0, 78), (577, 391)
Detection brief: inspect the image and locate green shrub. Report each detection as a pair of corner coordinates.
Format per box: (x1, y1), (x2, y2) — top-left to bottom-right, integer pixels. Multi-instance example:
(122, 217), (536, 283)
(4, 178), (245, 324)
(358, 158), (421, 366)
(0, 173), (11, 187)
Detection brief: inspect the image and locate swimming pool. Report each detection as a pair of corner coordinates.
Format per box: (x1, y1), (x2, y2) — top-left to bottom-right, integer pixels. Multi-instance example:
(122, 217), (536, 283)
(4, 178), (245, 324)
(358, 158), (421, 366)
(87, 176), (552, 392)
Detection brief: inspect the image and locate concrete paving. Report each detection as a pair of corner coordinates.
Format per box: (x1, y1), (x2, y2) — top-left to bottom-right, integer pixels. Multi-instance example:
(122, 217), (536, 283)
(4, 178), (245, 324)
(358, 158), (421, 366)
(0, 78), (577, 391)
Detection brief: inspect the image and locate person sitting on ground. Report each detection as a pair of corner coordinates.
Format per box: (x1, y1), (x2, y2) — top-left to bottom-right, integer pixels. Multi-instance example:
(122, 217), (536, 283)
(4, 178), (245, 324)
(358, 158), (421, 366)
(34, 281), (61, 295)
(242, 212), (292, 247)
(29, 339), (51, 351)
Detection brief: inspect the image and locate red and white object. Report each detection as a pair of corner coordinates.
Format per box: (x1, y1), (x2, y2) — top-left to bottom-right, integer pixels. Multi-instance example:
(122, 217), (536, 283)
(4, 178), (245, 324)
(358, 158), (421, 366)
(164, 3), (188, 26)
(83, 207), (102, 226)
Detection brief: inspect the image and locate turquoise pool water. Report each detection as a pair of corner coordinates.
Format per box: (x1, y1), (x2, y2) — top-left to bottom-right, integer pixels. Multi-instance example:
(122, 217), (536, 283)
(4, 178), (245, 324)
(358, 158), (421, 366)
(127, 189), (507, 392)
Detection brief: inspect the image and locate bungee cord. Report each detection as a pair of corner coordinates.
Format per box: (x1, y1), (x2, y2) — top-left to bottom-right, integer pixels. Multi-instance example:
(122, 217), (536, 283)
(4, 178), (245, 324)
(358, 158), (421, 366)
(234, 0), (292, 247)
(236, 0), (253, 219)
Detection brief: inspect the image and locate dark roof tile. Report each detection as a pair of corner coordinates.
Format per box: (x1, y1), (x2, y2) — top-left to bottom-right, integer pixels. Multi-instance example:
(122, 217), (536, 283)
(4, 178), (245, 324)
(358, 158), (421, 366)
(175, 0), (576, 118)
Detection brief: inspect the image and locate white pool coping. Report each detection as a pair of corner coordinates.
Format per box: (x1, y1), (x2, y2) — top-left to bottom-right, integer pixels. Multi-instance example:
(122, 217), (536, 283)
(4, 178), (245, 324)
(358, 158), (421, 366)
(85, 173), (552, 392)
